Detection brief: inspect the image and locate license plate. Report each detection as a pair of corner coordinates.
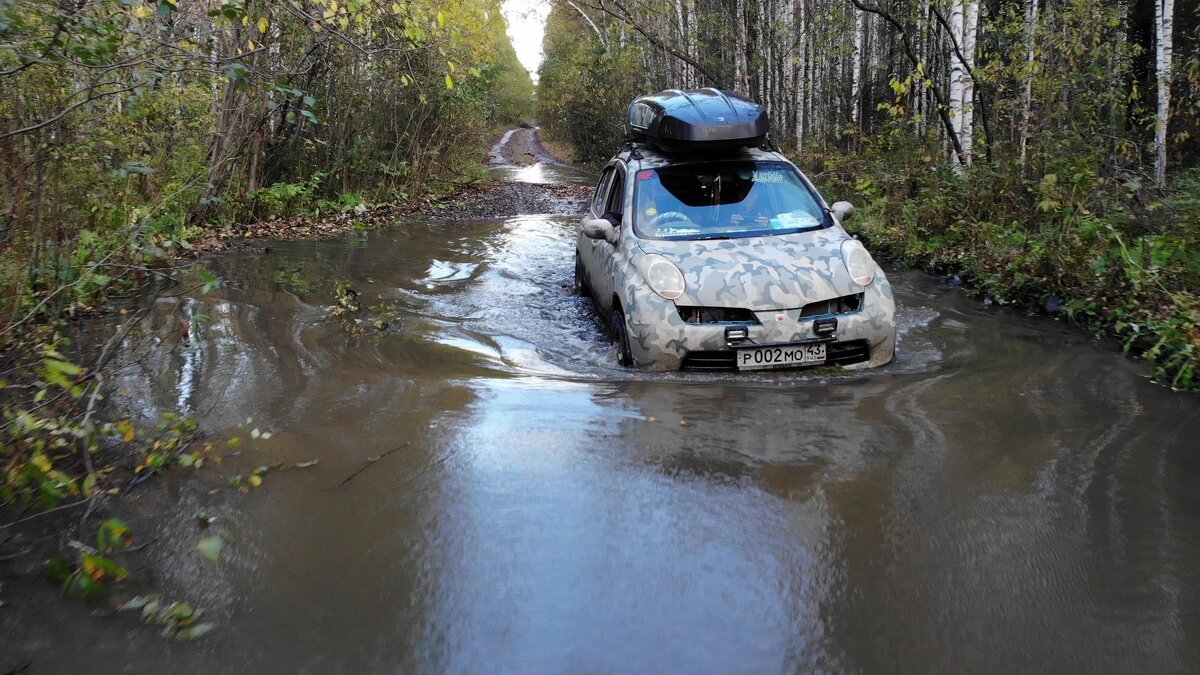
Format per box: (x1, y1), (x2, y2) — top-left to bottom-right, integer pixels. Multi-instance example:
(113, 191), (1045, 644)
(736, 343), (826, 370)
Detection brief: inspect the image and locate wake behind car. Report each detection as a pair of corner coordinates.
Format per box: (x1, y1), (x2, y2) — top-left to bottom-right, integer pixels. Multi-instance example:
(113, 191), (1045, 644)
(574, 88), (897, 372)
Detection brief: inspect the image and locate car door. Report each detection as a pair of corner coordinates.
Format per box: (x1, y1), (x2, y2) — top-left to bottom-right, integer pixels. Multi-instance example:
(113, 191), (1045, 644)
(591, 164), (626, 316)
(580, 167), (615, 293)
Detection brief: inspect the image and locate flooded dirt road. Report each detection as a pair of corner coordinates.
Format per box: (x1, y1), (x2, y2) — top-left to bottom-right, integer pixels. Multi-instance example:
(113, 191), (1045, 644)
(3, 147), (1200, 673)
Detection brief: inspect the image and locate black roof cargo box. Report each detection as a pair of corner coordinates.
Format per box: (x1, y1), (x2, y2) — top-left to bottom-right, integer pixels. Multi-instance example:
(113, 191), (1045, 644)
(626, 88), (768, 153)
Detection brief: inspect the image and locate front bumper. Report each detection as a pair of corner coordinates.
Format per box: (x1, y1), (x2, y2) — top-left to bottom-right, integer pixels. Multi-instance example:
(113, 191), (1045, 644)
(622, 276), (897, 372)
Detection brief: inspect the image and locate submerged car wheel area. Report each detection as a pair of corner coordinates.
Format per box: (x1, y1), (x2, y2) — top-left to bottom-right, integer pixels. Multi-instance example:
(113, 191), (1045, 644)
(576, 88), (897, 372)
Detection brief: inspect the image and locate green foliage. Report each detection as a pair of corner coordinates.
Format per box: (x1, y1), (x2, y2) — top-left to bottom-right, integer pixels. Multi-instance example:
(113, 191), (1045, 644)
(47, 519), (133, 600)
(0, 331), (207, 507)
(818, 134), (1200, 389)
(249, 172), (328, 219)
(120, 593), (214, 640)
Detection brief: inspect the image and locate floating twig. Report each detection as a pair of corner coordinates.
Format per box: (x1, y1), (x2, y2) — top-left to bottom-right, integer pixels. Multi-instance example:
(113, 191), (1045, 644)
(328, 442), (410, 490)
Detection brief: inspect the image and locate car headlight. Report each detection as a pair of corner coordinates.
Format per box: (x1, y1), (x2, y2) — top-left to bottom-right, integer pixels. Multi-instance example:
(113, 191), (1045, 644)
(642, 255), (685, 300)
(841, 239), (876, 287)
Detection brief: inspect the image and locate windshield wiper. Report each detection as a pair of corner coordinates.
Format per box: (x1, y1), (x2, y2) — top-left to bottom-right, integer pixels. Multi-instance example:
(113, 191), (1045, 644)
(694, 234), (733, 240)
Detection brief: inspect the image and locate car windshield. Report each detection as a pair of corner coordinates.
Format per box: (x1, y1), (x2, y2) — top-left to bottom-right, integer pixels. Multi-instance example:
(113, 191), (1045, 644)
(633, 160), (828, 240)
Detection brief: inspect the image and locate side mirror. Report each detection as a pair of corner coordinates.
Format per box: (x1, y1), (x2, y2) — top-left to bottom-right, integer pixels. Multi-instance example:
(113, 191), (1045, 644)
(830, 201), (855, 223)
(582, 218), (618, 244)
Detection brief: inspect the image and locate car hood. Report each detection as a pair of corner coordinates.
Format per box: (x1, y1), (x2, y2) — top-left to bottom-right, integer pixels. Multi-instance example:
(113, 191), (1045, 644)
(637, 228), (861, 309)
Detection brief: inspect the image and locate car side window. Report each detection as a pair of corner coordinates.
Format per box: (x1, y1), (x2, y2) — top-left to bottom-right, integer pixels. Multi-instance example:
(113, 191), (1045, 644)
(603, 168), (625, 225)
(592, 169), (614, 216)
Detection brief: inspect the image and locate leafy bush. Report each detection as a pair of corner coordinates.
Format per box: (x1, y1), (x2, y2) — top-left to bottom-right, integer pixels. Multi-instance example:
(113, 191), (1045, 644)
(814, 133), (1200, 389)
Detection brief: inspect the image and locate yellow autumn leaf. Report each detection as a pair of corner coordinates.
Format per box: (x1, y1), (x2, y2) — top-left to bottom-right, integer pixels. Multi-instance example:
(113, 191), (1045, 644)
(248, 474), (263, 487)
(132, 4), (151, 18)
(258, 17), (269, 34)
(445, 74), (454, 89)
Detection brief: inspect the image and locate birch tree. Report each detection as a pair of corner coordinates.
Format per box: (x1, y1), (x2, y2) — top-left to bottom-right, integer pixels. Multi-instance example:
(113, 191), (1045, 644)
(946, 0), (978, 168)
(851, 6), (865, 135)
(1155, 0), (1176, 185)
(1019, 0), (1039, 170)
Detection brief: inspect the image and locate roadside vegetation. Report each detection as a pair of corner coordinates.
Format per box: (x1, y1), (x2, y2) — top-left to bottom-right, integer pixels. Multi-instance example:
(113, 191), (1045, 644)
(1, 0), (533, 600)
(538, 0), (1200, 389)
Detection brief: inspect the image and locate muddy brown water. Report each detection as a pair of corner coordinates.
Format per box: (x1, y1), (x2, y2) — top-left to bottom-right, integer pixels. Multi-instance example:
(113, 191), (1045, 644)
(3, 162), (1200, 673)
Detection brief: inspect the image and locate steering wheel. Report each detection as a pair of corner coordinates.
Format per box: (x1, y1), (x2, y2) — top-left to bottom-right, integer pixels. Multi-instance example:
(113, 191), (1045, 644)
(646, 211), (693, 229)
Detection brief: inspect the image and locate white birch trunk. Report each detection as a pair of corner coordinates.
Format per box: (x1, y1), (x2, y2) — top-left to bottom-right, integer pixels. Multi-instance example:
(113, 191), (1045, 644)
(1155, 0), (1175, 186)
(686, 0), (696, 88)
(1019, 0), (1038, 169)
(783, 0), (796, 145)
(948, 0), (965, 169)
(960, 0), (978, 165)
(948, 0), (964, 130)
(564, 1), (607, 48)
(797, 0), (806, 150)
(674, 0), (687, 85)
(916, 0), (929, 137)
(851, 7), (865, 132)
(734, 0), (745, 88)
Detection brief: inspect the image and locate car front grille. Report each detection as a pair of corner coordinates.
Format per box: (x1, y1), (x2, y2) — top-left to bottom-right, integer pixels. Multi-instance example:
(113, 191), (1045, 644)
(679, 339), (871, 372)
(799, 293), (863, 318)
(677, 306), (759, 324)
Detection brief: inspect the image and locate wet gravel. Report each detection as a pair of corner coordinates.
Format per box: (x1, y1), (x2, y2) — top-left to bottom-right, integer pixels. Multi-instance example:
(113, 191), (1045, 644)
(423, 126), (589, 219)
(421, 180), (589, 221)
(495, 126), (572, 166)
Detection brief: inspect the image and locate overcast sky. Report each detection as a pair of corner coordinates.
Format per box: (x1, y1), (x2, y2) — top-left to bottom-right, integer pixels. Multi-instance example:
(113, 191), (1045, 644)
(501, 0), (551, 83)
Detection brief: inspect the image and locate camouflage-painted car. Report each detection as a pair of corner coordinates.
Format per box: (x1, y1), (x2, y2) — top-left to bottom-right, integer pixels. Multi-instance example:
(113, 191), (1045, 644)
(574, 146), (896, 372)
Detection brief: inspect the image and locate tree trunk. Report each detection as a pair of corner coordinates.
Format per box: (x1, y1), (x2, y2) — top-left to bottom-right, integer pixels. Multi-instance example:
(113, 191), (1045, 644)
(960, 0), (978, 165)
(1154, 0), (1175, 186)
(852, 6), (865, 136)
(1018, 0), (1038, 170)
(948, 0), (966, 169)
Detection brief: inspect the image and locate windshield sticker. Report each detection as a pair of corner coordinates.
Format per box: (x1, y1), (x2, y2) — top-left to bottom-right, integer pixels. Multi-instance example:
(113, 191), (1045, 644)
(644, 207), (658, 216)
(637, 170), (655, 180)
(769, 211), (820, 229)
(659, 227), (701, 236)
(751, 170), (787, 184)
